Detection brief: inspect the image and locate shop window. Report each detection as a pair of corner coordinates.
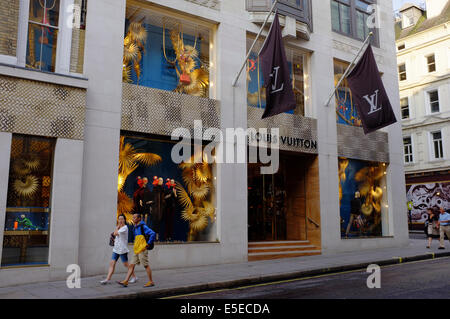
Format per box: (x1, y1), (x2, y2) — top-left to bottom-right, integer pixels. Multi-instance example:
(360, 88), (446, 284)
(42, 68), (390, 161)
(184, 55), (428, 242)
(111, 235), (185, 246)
(117, 134), (217, 243)
(246, 36), (307, 116)
(0, 0), (87, 74)
(338, 158), (388, 238)
(400, 97), (409, 119)
(0, 0), (20, 58)
(123, 3), (213, 98)
(1, 135), (55, 267)
(334, 59), (362, 127)
(403, 136), (413, 163)
(26, 0), (61, 72)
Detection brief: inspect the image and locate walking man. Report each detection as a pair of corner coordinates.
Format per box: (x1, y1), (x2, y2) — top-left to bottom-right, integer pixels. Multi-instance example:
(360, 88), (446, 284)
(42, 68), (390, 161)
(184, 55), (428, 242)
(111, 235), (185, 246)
(119, 213), (156, 287)
(437, 207), (450, 250)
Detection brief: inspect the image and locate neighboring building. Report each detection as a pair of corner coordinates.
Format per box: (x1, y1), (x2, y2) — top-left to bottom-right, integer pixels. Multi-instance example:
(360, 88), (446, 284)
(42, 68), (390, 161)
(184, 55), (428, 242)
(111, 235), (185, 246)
(396, 0), (450, 225)
(0, 0), (407, 287)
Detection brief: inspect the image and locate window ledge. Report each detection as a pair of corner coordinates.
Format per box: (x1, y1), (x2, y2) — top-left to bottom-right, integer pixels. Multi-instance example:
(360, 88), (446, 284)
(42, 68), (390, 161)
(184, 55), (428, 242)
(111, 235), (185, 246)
(0, 63), (88, 89)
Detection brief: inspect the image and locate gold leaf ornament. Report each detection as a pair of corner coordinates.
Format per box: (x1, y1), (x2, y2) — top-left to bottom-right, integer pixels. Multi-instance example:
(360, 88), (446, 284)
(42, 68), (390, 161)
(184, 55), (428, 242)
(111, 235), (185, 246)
(13, 175), (39, 198)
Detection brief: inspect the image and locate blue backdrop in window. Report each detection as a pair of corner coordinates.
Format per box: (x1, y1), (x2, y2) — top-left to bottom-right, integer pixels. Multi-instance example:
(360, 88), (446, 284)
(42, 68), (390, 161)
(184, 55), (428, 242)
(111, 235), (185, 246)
(126, 21), (202, 91)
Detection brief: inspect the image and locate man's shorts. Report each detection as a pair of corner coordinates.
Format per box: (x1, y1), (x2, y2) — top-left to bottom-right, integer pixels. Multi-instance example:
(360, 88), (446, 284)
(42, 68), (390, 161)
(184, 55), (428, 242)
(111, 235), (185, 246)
(132, 250), (149, 267)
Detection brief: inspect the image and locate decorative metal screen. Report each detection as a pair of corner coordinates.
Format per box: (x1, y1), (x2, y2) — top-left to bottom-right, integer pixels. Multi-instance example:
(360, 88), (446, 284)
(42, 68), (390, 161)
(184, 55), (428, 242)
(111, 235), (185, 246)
(247, 107), (318, 154)
(0, 75), (86, 140)
(337, 124), (389, 163)
(121, 83), (220, 138)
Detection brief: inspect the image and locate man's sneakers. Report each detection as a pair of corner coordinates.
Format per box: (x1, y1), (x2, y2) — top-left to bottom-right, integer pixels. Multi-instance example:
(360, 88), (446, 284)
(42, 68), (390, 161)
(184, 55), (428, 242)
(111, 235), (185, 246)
(100, 279), (110, 285)
(118, 280), (128, 287)
(143, 281), (155, 288)
(438, 246), (445, 250)
(129, 276), (138, 284)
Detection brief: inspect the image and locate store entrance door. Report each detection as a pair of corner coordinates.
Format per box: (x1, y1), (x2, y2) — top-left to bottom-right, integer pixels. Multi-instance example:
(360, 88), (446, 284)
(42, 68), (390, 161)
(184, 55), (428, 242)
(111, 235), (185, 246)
(248, 152), (308, 242)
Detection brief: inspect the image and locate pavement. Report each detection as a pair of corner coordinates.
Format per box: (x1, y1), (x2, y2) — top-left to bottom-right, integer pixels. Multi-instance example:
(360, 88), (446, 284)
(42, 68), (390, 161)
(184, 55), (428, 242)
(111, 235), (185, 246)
(0, 237), (449, 299)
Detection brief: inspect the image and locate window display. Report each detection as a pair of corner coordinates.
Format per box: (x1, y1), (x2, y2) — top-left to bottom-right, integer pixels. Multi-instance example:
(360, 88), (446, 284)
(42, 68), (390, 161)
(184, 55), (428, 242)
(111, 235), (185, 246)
(117, 134), (216, 243)
(123, 3), (212, 98)
(1, 135), (55, 267)
(27, 0), (60, 72)
(339, 157), (388, 238)
(246, 37), (307, 116)
(334, 59), (362, 127)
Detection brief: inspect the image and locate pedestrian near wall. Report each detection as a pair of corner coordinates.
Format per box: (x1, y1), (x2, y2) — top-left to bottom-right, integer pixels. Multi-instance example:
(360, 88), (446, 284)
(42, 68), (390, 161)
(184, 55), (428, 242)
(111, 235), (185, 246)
(119, 213), (156, 288)
(437, 207), (450, 250)
(426, 208), (439, 248)
(100, 214), (137, 284)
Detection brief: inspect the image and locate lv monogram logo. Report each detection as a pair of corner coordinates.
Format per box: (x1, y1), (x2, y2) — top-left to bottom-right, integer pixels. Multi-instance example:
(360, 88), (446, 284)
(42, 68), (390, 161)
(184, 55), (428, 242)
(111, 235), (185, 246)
(270, 66), (284, 94)
(363, 90), (382, 114)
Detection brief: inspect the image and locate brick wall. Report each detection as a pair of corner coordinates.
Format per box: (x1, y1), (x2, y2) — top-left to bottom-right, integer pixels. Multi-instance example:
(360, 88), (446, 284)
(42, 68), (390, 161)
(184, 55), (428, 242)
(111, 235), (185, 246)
(0, 0), (20, 57)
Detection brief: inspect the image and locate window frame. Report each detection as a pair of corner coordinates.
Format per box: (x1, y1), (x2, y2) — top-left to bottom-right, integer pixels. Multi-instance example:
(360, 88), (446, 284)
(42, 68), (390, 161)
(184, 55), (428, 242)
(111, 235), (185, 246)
(426, 54), (436, 73)
(330, 0), (379, 46)
(398, 63), (407, 81)
(429, 130), (444, 160)
(426, 89), (440, 114)
(1, 0), (85, 77)
(403, 135), (414, 164)
(400, 96), (410, 120)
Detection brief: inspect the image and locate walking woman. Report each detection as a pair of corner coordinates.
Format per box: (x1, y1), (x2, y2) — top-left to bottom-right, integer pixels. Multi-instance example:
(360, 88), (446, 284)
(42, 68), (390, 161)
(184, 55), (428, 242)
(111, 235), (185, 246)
(100, 214), (137, 284)
(426, 208), (439, 248)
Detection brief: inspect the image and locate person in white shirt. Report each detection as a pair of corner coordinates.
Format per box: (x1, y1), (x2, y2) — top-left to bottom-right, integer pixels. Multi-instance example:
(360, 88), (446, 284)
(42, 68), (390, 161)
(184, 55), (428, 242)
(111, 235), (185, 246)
(100, 214), (137, 284)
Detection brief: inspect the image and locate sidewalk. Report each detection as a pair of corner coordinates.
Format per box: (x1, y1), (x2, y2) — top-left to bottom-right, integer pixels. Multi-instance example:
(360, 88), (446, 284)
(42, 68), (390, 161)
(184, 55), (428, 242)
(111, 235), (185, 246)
(0, 239), (449, 299)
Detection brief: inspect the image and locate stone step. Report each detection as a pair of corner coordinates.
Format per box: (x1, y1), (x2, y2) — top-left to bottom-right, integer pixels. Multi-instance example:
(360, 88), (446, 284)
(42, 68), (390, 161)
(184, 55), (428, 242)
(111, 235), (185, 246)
(248, 245), (316, 253)
(248, 250), (322, 261)
(248, 240), (310, 248)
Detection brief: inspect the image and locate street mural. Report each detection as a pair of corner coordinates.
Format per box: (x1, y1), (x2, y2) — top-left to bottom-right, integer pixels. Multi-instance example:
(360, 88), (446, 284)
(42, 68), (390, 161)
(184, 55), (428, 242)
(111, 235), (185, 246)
(406, 182), (450, 223)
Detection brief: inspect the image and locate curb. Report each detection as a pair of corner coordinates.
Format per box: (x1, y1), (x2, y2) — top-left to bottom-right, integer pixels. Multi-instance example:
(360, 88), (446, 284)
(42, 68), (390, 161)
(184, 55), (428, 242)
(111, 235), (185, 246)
(103, 251), (450, 299)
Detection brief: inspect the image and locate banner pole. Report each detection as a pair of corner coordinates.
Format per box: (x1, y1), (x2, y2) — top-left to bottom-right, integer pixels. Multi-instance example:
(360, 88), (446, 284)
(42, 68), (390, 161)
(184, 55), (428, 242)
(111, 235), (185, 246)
(324, 32), (373, 107)
(232, 0), (279, 87)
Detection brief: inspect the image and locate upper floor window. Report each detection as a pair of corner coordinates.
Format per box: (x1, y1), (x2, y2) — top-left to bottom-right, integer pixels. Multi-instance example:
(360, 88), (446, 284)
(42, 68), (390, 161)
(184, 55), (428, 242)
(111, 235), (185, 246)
(397, 43), (405, 51)
(403, 136), (413, 163)
(0, 0), (88, 75)
(246, 36), (307, 116)
(426, 54), (436, 73)
(428, 90), (439, 113)
(398, 63), (406, 81)
(431, 131), (443, 160)
(27, 0), (61, 72)
(331, 0), (351, 35)
(331, 0), (377, 44)
(400, 97), (409, 119)
(123, 3), (214, 98)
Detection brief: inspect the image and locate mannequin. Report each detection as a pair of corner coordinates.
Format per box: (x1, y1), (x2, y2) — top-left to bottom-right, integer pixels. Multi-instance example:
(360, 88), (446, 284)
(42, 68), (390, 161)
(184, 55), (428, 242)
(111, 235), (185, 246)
(346, 191), (362, 237)
(151, 177), (165, 240)
(164, 178), (177, 241)
(133, 177), (153, 223)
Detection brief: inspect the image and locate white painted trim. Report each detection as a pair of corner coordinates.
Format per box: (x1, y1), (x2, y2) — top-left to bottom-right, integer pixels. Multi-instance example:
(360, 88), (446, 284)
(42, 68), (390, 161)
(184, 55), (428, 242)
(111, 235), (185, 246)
(0, 55), (18, 65)
(17, 0), (31, 67)
(403, 134), (414, 164)
(424, 85), (441, 115)
(428, 129), (444, 161)
(55, 0), (73, 74)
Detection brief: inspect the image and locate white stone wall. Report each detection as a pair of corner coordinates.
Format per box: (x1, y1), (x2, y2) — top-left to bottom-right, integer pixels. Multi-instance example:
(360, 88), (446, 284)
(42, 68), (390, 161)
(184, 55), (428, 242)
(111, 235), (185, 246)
(397, 21), (450, 174)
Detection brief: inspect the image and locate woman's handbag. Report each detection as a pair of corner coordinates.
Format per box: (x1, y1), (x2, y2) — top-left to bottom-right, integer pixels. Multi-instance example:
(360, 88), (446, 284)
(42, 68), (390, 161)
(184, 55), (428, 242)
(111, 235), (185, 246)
(109, 233), (115, 247)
